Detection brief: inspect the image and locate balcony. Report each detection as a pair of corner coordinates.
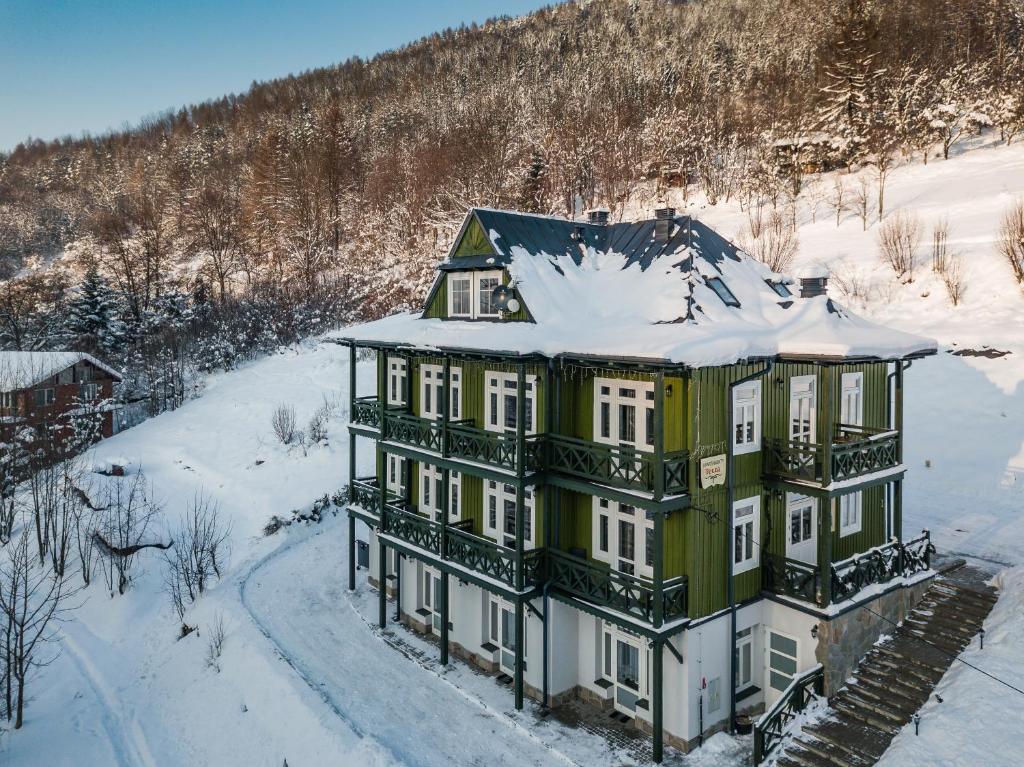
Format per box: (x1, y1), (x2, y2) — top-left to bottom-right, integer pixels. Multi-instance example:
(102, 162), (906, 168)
(351, 396), (383, 430)
(348, 476), (404, 522)
(763, 531), (934, 607)
(546, 433), (688, 495)
(539, 548), (688, 624)
(764, 424), (900, 485)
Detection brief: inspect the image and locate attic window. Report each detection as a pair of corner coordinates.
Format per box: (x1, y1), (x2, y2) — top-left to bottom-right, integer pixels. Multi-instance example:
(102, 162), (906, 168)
(766, 280), (792, 298)
(706, 277), (740, 308)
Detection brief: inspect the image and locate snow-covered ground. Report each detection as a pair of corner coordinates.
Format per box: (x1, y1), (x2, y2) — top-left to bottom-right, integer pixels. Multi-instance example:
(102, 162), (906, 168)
(3, 137), (1024, 765)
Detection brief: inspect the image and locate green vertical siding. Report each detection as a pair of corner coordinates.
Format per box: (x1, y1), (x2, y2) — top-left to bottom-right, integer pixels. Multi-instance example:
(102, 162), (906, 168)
(453, 216), (494, 256)
(421, 268), (532, 321)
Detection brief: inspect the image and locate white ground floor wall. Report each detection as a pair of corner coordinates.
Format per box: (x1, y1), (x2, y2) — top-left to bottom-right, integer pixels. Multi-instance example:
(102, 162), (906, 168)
(360, 523), (822, 751)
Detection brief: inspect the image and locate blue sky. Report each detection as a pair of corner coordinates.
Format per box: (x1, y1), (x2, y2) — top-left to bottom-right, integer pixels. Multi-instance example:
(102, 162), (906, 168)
(0, 1), (552, 151)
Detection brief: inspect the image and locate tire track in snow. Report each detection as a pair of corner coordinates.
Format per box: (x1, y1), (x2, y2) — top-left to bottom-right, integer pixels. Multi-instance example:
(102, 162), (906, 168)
(60, 627), (159, 767)
(238, 522), (581, 767)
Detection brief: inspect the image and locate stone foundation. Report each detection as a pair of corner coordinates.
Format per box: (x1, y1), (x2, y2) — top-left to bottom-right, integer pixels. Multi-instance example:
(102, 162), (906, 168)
(816, 575), (935, 696)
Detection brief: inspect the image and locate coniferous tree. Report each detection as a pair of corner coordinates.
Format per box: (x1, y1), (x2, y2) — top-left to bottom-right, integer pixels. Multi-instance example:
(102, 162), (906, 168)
(64, 268), (125, 353)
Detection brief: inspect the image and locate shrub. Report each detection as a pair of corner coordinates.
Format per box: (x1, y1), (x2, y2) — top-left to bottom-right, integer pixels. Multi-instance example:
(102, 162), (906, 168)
(878, 210), (922, 280)
(271, 404), (297, 445)
(997, 201), (1024, 284)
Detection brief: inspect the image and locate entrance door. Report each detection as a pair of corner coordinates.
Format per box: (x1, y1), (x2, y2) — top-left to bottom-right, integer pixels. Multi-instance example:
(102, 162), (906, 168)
(785, 493), (817, 564)
(767, 630), (800, 704)
(602, 624), (648, 715)
(489, 597), (524, 675)
(840, 372), (864, 428)
(422, 567), (443, 635)
(790, 376), (817, 443)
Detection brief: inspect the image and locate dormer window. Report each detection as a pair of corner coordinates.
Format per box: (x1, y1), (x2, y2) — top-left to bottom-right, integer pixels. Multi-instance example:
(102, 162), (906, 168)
(706, 277), (741, 308)
(766, 280), (792, 298)
(448, 270), (504, 319)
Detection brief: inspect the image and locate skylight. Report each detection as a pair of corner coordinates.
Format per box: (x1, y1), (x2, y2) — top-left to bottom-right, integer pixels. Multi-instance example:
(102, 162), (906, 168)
(766, 280), (792, 298)
(706, 277), (740, 308)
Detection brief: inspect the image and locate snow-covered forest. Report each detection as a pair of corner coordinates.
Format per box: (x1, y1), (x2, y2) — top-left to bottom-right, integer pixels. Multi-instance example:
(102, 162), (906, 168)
(1, 0), (1022, 415)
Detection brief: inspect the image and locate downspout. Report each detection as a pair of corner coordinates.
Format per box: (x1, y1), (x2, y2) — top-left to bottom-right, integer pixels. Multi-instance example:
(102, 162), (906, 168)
(885, 360), (912, 540)
(727, 359), (773, 734)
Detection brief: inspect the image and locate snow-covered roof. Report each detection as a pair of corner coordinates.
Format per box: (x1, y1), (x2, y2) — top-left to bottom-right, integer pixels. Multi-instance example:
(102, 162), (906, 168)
(338, 209), (937, 367)
(0, 351), (122, 392)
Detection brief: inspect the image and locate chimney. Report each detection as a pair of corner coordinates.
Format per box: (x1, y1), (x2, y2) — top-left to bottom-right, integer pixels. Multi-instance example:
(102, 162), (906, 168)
(655, 206), (676, 243)
(587, 208), (609, 226)
(799, 270), (829, 298)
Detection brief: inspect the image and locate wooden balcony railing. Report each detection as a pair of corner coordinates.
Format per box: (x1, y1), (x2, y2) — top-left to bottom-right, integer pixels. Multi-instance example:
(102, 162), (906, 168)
(764, 425), (900, 485)
(445, 422), (546, 473)
(831, 531), (933, 603)
(545, 433), (689, 495)
(539, 548), (688, 623)
(762, 553), (821, 604)
(350, 396), (382, 429)
(382, 411), (442, 452)
(753, 664), (824, 765)
(381, 503), (441, 556)
(444, 526), (519, 586)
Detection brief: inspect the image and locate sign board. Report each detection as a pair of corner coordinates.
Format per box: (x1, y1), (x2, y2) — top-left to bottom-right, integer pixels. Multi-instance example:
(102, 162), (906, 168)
(700, 455), (726, 488)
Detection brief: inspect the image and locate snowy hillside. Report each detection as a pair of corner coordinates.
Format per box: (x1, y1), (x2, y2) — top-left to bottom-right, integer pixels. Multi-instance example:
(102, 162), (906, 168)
(3, 140), (1024, 766)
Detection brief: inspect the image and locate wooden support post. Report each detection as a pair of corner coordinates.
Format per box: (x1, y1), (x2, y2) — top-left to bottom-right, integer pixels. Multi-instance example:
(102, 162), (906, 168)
(440, 572), (450, 665)
(653, 371), (665, 502)
(515, 365), (526, 592)
(378, 538), (387, 629)
(820, 365), (834, 607)
(894, 478), (903, 544)
(347, 513), (356, 591)
(652, 639), (664, 763)
(394, 552), (402, 622)
(653, 509), (665, 629)
(514, 598), (525, 710)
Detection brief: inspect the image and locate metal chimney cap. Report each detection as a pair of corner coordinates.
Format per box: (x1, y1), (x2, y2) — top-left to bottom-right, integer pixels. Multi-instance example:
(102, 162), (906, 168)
(655, 206), (676, 220)
(587, 208), (610, 226)
(799, 272), (829, 298)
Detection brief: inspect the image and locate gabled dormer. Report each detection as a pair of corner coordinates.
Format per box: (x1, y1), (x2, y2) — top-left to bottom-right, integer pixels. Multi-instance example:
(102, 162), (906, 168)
(422, 209), (533, 322)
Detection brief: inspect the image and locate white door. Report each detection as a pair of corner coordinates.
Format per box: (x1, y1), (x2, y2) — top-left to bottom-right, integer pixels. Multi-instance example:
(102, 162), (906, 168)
(422, 566), (443, 635)
(790, 376), (817, 443)
(785, 493), (817, 565)
(489, 597), (524, 675)
(766, 630), (800, 705)
(841, 372), (864, 428)
(602, 624), (648, 715)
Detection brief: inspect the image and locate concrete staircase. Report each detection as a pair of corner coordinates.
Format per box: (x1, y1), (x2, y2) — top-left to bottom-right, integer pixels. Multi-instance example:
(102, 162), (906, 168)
(774, 563), (998, 767)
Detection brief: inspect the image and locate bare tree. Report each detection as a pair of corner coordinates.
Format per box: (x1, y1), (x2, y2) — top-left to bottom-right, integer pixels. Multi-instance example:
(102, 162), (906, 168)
(829, 177), (848, 227)
(163, 494), (231, 620)
(271, 404), (298, 445)
(942, 255), (966, 306)
(878, 209), (922, 280)
(740, 210), (800, 272)
(931, 217), (951, 272)
(96, 472), (163, 595)
(997, 201), (1024, 284)
(853, 176), (873, 231)
(0, 529), (76, 728)
(205, 613), (227, 673)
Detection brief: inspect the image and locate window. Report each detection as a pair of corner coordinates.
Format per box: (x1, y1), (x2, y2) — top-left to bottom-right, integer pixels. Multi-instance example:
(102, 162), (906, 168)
(483, 481), (534, 548)
(706, 277), (740, 308)
(732, 381), (761, 455)
(593, 498), (654, 578)
(450, 275), (472, 317)
(387, 357), (407, 406)
(80, 382), (100, 401)
(839, 492), (862, 536)
(34, 388), (55, 407)
(766, 279), (792, 298)
(421, 565), (443, 635)
(386, 455), (408, 496)
(420, 364), (461, 420)
(735, 627), (756, 692)
(733, 496), (760, 575)
(768, 631), (799, 692)
(446, 270), (505, 319)
(419, 464), (460, 523)
(0, 392), (12, 409)
(484, 372), (536, 434)
(789, 375), (816, 443)
(601, 622), (649, 714)
(840, 372), (864, 427)
(593, 378), (654, 450)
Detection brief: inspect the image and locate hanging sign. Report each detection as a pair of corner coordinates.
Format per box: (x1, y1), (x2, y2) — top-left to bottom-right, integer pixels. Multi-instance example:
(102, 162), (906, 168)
(700, 455), (726, 488)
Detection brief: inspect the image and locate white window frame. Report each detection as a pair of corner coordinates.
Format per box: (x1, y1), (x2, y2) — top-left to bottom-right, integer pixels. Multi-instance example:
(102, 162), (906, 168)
(387, 356), (407, 406)
(446, 270), (504, 319)
(419, 363), (462, 421)
(419, 463), (460, 523)
(732, 380), (762, 455)
(421, 564), (444, 635)
(601, 622), (649, 714)
(484, 480), (534, 549)
(484, 371), (537, 435)
(841, 371), (864, 427)
(386, 454), (407, 496)
(735, 626), (755, 692)
(593, 377), (655, 451)
(839, 491), (862, 537)
(592, 497), (654, 579)
(732, 495), (761, 575)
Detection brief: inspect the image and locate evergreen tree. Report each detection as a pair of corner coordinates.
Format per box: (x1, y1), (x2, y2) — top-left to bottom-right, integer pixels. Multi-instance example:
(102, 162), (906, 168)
(64, 269), (126, 353)
(817, 0), (885, 165)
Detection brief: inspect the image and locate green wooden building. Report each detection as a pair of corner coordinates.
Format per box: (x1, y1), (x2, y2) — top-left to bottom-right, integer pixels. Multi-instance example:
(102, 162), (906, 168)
(340, 207), (936, 761)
